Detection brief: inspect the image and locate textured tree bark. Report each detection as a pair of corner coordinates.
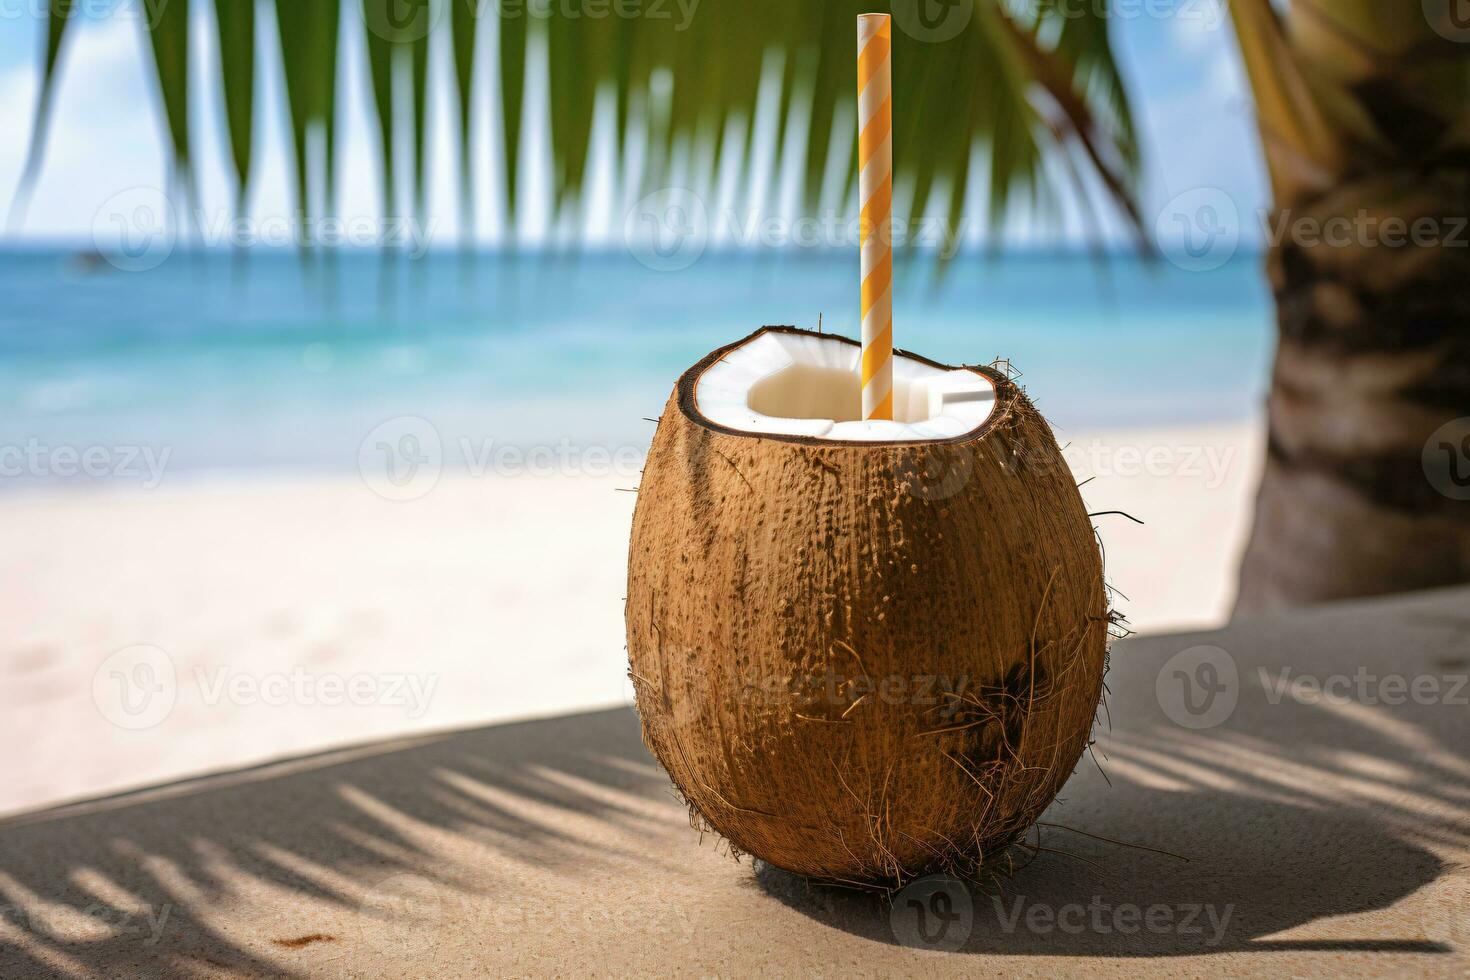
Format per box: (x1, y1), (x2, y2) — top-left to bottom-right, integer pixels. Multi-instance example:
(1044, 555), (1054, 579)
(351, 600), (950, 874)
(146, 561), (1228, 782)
(1229, 0), (1470, 610)
(1235, 175), (1470, 610)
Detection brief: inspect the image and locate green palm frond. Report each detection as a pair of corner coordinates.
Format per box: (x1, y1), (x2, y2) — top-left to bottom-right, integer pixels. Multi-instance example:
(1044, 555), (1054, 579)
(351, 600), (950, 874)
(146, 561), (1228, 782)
(215, 0), (256, 213)
(276, 0), (341, 240)
(142, 0), (194, 208)
(8, 0), (79, 229)
(451, 0), (479, 234)
(361, 0), (398, 218)
(16, 0), (1143, 249)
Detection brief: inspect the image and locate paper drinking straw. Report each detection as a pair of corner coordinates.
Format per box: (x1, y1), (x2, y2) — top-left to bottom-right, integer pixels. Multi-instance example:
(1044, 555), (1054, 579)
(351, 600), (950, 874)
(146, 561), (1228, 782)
(857, 13), (893, 421)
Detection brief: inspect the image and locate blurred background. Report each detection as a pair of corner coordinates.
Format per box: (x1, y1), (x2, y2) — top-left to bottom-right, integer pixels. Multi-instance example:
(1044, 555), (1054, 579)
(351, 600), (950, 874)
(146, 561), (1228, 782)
(2, 1), (1463, 817)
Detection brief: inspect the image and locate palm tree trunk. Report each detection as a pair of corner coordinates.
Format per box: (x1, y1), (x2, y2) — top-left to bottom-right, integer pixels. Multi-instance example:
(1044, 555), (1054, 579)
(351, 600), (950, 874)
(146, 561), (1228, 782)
(1236, 175), (1470, 609)
(1232, 3), (1470, 611)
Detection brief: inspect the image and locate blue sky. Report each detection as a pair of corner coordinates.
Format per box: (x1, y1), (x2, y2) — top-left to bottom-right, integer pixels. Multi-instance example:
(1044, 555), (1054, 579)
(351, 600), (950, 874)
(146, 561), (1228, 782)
(0, 0), (1269, 250)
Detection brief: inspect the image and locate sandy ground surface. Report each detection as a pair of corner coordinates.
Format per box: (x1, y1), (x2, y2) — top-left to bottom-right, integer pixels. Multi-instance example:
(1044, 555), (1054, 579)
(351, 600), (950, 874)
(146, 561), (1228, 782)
(1, 421), (1261, 817)
(0, 585), (1465, 977)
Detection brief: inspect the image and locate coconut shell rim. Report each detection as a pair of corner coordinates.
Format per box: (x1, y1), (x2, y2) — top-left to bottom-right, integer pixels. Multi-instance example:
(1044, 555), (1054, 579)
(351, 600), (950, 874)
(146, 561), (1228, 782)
(675, 325), (1020, 448)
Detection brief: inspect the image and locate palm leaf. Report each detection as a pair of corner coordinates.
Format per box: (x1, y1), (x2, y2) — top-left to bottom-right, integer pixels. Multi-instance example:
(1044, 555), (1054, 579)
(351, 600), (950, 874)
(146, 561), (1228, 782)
(215, 0), (256, 212)
(547, 10), (592, 212)
(411, 24), (430, 216)
(8, 0), (79, 229)
(275, 0), (340, 243)
(801, 3), (847, 209)
(142, 0), (193, 196)
(987, 2), (1144, 240)
(612, 17), (634, 162)
(19, 0), (1145, 251)
(451, 0), (478, 236)
(361, 0), (396, 218)
(498, 6), (528, 221)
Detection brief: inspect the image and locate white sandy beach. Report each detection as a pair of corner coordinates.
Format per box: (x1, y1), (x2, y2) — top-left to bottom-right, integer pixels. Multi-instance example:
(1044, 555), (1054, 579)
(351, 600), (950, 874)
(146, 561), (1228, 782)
(1, 420), (1262, 817)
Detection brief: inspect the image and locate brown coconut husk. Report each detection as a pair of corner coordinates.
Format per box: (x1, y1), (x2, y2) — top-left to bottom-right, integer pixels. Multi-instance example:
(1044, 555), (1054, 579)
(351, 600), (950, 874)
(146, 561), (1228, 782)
(626, 326), (1110, 887)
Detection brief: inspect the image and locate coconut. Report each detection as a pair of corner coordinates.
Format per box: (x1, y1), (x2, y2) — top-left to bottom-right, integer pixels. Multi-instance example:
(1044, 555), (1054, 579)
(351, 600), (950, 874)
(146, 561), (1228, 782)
(626, 326), (1109, 886)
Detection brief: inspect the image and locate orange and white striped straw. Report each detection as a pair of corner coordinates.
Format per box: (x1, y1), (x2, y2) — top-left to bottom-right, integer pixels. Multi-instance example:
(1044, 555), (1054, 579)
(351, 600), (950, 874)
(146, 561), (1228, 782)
(857, 13), (894, 421)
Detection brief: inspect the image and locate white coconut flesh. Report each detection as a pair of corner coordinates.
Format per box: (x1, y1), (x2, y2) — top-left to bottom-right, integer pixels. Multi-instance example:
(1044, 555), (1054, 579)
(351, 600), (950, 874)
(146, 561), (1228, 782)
(694, 331), (998, 442)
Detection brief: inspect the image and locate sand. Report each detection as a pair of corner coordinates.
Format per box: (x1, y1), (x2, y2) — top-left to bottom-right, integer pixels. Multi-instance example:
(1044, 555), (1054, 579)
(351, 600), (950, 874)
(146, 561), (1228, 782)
(1, 583), (1465, 976)
(2, 420), (1261, 817)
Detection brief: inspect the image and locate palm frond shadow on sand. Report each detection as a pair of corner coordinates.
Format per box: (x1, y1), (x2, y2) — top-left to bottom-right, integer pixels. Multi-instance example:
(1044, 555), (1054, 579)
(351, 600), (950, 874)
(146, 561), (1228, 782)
(0, 611), (1465, 974)
(756, 730), (1460, 956)
(0, 708), (674, 978)
(758, 605), (1470, 957)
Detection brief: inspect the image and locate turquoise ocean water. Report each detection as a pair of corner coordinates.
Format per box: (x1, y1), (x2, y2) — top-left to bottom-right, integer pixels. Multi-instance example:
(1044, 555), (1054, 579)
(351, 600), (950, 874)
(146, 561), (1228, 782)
(0, 248), (1273, 485)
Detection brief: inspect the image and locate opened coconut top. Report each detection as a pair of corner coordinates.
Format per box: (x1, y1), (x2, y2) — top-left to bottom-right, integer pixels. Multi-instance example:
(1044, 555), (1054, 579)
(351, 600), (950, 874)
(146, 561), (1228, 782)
(685, 327), (1001, 444)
